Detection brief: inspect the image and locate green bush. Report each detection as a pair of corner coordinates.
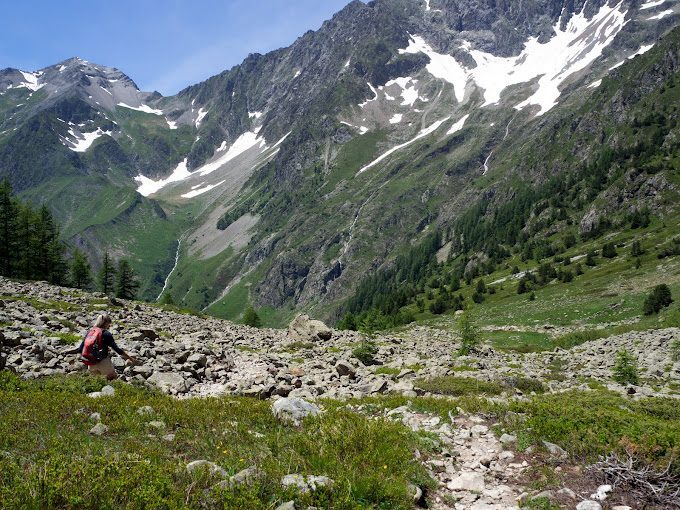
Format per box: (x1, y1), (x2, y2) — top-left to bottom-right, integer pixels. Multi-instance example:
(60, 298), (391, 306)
(612, 349), (639, 385)
(242, 305), (262, 327)
(670, 339), (680, 362)
(457, 311), (480, 355)
(414, 376), (504, 396)
(506, 391), (680, 474)
(352, 339), (379, 365)
(643, 284), (673, 315)
(503, 376), (545, 394)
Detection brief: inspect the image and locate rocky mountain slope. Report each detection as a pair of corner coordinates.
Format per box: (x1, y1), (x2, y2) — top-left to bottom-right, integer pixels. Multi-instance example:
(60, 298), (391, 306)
(0, 0), (678, 324)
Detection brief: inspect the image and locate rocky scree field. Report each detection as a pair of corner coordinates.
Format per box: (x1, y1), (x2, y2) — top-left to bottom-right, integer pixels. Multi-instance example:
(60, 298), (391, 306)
(1, 277), (679, 509)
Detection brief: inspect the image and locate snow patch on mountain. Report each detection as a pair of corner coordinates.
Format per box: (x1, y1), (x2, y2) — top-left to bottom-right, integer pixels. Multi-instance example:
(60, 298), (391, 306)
(181, 180), (226, 199)
(135, 159), (191, 197)
(248, 111), (263, 119)
(647, 8), (674, 20)
(197, 131), (267, 177)
(61, 127), (112, 152)
(640, 0), (666, 9)
(400, 1), (629, 115)
(117, 103), (163, 115)
(447, 114), (469, 135)
(389, 114), (403, 124)
(14, 71), (44, 92)
(358, 83), (379, 107)
(195, 108), (208, 127)
(166, 119), (178, 129)
(357, 117), (449, 174)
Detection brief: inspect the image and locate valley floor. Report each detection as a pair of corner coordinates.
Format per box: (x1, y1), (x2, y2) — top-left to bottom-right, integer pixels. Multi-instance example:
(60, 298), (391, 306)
(0, 277), (678, 508)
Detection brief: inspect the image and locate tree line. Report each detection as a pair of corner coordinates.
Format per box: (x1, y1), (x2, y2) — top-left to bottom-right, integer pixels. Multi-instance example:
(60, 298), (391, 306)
(0, 180), (139, 299)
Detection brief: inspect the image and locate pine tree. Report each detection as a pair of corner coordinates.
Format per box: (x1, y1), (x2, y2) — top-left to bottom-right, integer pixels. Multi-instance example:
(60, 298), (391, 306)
(115, 259), (139, 300)
(457, 311), (480, 356)
(98, 252), (116, 295)
(242, 305), (262, 327)
(34, 205), (66, 284)
(70, 249), (92, 289)
(0, 180), (18, 276)
(612, 349), (639, 385)
(602, 242), (617, 258)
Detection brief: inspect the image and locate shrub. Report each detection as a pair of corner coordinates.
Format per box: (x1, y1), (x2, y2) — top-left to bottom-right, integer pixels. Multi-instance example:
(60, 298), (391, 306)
(414, 376), (503, 396)
(602, 242), (618, 258)
(503, 376), (545, 394)
(671, 339), (680, 362)
(643, 284), (673, 315)
(471, 292), (485, 304)
(612, 349), (639, 385)
(352, 339), (378, 365)
(585, 251), (597, 266)
(529, 292), (536, 301)
(242, 305), (262, 327)
(457, 311), (480, 355)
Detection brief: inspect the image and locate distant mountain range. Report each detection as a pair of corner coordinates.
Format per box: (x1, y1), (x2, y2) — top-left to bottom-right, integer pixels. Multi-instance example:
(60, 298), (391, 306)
(0, 0), (678, 325)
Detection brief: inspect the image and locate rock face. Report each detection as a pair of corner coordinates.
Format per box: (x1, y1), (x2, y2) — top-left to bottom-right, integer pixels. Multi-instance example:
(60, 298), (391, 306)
(288, 314), (332, 342)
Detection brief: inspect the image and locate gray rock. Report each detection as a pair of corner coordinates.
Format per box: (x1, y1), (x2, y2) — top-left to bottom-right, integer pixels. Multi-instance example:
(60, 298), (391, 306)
(447, 472), (485, 492)
(147, 371), (187, 393)
(542, 440), (568, 459)
(499, 433), (517, 445)
(335, 360), (356, 378)
(132, 365), (154, 378)
(275, 502), (296, 510)
(288, 314), (332, 342)
(147, 421), (165, 430)
(186, 460), (228, 478)
(576, 501), (602, 510)
(281, 474), (334, 493)
(89, 423), (108, 436)
(187, 353), (208, 367)
(90, 412), (101, 422)
(100, 385), (115, 396)
(137, 405), (155, 416)
(272, 397), (320, 425)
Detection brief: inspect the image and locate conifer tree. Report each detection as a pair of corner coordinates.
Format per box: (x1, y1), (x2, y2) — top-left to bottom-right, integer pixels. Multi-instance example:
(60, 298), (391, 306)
(0, 180), (18, 276)
(242, 305), (262, 327)
(115, 259), (139, 300)
(98, 252), (115, 295)
(70, 249), (92, 289)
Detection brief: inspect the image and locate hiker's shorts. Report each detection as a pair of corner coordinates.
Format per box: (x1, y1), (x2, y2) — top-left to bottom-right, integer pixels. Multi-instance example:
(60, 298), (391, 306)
(88, 357), (116, 378)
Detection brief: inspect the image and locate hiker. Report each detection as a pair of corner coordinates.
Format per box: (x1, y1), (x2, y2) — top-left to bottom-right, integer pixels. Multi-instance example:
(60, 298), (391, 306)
(64, 313), (137, 380)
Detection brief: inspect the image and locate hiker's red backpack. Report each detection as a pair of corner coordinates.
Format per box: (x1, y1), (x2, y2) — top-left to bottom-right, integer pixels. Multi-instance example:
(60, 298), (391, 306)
(81, 327), (105, 366)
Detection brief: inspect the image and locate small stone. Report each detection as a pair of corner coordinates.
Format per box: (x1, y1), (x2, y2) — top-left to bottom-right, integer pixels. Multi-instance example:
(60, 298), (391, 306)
(335, 360), (356, 378)
(89, 423), (108, 436)
(162, 434), (176, 442)
(542, 440), (567, 459)
(470, 424), (489, 437)
(137, 405), (154, 416)
(90, 412), (101, 422)
(229, 466), (260, 486)
(612, 506), (632, 510)
(147, 421), (165, 430)
(576, 501), (602, 510)
(447, 472), (485, 492)
(499, 433), (517, 445)
(186, 460), (228, 478)
(100, 385), (115, 396)
(591, 484), (612, 501)
(275, 502), (296, 510)
(557, 487), (577, 499)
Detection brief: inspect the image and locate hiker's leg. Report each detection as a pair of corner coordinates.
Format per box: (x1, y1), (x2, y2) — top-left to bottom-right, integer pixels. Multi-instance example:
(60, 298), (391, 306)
(88, 357), (117, 380)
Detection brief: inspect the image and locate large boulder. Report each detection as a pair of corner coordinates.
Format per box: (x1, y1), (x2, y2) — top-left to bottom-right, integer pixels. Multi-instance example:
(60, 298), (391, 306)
(147, 371), (187, 394)
(288, 314), (332, 342)
(272, 397), (320, 425)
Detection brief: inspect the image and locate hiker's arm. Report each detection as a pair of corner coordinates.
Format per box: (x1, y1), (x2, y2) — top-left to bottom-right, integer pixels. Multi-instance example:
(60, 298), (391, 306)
(62, 339), (84, 355)
(106, 334), (137, 364)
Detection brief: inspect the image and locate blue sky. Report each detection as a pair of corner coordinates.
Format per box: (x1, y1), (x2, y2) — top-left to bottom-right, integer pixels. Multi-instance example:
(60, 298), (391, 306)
(0, 0), (356, 95)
